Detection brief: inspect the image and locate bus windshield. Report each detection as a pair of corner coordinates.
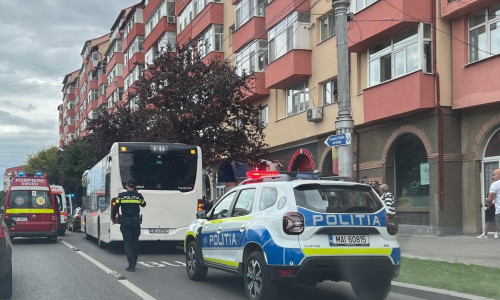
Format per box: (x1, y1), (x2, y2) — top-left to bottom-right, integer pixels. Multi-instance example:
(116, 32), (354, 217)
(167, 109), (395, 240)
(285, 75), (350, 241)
(119, 150), (197, 191)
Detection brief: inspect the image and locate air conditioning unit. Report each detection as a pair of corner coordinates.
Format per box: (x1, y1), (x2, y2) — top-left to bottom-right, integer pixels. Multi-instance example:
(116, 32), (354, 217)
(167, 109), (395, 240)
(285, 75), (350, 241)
(306, 106), (323, 122)
(167, 16), (176, 24)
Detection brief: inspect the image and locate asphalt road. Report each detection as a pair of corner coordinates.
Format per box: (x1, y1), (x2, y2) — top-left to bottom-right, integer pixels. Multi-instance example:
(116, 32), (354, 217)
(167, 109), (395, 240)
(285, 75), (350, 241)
(8, 231), (447, 300)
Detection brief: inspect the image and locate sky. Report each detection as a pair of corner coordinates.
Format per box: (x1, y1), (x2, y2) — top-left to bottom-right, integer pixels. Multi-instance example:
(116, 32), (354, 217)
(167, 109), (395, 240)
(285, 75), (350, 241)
(0, 0), (139, 177)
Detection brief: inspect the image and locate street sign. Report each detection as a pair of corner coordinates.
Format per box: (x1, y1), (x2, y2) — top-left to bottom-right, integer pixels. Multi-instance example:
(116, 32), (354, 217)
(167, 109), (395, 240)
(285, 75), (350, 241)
(324, 133), (351, 147)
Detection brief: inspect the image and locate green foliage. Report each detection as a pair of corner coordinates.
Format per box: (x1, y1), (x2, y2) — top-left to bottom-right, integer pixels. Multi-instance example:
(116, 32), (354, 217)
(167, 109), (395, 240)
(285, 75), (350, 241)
(56, 139), (96, 193)
(0, 191), (6, 207)
(25, 147), (61, 184)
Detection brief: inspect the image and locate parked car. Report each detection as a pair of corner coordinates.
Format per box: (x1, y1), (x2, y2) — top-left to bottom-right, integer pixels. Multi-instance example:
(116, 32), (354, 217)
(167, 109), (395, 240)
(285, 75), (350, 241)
(0, 216), (16, 299)
(68, 207), (82, 232)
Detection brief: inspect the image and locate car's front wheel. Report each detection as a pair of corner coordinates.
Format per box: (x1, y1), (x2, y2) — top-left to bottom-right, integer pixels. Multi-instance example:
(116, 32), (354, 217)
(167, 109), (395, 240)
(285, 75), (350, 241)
(244, 251), (278, 300)
(0, 263), (12, 299)
(351, 276), (391, 300)
(185, 240), (207, 281)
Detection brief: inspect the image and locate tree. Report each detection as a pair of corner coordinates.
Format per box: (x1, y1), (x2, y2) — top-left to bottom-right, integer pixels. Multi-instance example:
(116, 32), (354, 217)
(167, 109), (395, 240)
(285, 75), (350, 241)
(57, 139), (96, 193)
(25, 146), (61, 184)
(87, 45), (268, 166)
(0, 190), (6, 207)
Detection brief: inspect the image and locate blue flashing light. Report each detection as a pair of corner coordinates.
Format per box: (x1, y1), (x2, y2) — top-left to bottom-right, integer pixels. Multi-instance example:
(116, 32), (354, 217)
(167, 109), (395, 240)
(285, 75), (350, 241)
(17, 172), (25, 177)
(296, 172), (322, 180)
(36, 172), (43, 176)
(69, 193), (75, 197)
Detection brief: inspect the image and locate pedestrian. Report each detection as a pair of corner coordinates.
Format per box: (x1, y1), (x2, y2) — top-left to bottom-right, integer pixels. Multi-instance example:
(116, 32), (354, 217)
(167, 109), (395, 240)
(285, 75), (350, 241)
(378, 184), (396, 215)
(111, 180), (146, 272)
(371, 180), (380, 191)
(485, 169), (500, 239)
(477, 201), (497, 238)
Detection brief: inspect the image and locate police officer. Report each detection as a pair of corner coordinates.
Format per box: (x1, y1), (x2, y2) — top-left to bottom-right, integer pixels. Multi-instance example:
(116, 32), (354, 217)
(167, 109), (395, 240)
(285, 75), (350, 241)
(111, 180), (146, 272)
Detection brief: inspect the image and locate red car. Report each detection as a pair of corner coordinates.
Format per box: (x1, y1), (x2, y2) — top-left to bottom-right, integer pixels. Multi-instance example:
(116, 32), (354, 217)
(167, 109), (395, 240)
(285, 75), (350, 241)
(3, 172), (60, 242)
(0, 216), (16, 298)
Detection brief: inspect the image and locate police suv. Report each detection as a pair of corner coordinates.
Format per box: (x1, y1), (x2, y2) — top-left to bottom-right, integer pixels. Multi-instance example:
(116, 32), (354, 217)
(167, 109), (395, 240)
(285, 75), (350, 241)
(184, 172), (400, 300)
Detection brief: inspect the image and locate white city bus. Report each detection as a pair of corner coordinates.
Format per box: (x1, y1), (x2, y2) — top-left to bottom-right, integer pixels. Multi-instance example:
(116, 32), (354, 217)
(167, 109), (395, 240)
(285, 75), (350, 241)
(81, 142), (202, 247)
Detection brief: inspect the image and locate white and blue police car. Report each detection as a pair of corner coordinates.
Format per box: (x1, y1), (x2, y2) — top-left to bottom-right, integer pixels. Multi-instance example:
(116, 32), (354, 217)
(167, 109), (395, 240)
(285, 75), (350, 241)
(184, 172), (400, 300)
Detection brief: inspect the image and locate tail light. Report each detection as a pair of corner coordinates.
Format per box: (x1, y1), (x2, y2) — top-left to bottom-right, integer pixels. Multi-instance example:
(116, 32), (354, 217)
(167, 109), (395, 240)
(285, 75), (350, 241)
(283, 212), (304, 235)
(386, 213), (398, 235)
(197, 199), (204, 211)
(75, 215), (81, 219)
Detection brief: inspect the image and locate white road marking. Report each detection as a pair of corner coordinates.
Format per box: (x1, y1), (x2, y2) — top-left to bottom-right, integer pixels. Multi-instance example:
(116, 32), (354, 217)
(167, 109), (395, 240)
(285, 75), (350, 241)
(61, 240), (157, 300)
(174, 261), (186, 266)
(160, 261), (180, 267)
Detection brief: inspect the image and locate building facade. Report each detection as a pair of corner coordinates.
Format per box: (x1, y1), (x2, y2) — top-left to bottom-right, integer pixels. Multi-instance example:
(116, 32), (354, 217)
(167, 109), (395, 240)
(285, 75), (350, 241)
(59, 0), (500, 234)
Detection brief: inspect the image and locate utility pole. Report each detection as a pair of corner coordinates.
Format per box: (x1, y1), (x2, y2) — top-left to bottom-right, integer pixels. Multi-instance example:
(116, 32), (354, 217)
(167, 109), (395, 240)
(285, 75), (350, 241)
(333, 0), (354, 178)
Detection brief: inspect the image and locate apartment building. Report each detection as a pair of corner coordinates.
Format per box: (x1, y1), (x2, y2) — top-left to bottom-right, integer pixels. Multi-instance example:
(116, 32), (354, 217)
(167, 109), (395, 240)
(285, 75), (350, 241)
(59, 0), (500, 234)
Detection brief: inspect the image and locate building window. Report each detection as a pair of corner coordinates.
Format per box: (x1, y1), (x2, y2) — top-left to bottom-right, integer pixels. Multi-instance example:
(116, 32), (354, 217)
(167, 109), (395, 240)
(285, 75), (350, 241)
(368, 24), (431, 87)
(145, 0), (175, 36)
(258, 106), (268, 127)
(235, 0), (266, 29)
(197, 25), (223, 58)
(158, 31), (176, 52)
(106, 40), (122, 62)
(88, 90), (98, 101)
(351, 0), (377, 13)
(236, 39), (268, 75)
(125, 36), (144, 65)
(322, 78), (337, 105)
(469, 3), (500, 63)
(268, 12), (310, 62)
(320, 13), (335, 42)
(178, 0), (221, 33)
(286, 80), (309, 116)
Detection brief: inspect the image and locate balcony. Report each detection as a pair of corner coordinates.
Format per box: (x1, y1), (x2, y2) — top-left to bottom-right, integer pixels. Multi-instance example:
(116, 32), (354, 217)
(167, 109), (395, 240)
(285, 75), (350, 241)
(265, 0), (309, 30)
(176, 0), (192, 20)
(124, 52), (145, 78)
(265, 49), (311, 89)
(144, 0), (162, 20)
(106, 77), (124, 98)
(122, 23), (145, 51)
(98, 74), (107, 86)
(97, 95), (107, 108)
(363, 71), (435, 122)
(348, 0), (432, 53)
(243, 72), (269, 101)
(233, 17), (266, 52)
(441, 0), (498, 18)
(177, 3), (223, 47)
(144, 18), (176, 52)
(88, 81), (98, 90)
(106, 53), (124, 74)
(201, 51), (224, 64)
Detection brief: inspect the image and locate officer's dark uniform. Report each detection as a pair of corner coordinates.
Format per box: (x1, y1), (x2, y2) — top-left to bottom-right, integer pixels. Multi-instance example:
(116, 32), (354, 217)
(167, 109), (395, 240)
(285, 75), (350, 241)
(111, 183), (146, 272)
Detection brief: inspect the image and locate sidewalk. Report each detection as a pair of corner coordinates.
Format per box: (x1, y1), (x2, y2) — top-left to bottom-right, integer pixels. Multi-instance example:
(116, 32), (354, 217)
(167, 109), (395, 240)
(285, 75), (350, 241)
(397, 234), (500, 268)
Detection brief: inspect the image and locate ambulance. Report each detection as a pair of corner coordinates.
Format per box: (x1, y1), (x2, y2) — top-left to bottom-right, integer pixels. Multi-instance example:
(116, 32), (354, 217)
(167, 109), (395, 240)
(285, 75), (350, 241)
(2, 172), (60, 242)
(50, 185), (70, 235)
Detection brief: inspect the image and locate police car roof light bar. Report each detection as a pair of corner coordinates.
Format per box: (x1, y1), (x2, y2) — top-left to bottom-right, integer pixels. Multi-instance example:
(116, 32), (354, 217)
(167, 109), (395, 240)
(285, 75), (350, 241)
(320, 176), (356, 182)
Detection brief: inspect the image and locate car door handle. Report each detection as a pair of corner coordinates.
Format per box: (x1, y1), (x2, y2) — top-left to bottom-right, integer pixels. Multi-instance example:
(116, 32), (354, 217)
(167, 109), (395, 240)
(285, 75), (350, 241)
(240, 225), (247, 232)
(217, 227), (222, 233)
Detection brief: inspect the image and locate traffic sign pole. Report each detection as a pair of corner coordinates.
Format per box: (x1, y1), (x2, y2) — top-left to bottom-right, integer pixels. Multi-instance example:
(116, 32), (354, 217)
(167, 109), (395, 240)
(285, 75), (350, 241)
(333, 0), (354, 179)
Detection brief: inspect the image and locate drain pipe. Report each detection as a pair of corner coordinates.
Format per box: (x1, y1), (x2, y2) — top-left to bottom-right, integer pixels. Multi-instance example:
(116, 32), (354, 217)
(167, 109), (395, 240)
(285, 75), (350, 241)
(432, 0), (445, 210)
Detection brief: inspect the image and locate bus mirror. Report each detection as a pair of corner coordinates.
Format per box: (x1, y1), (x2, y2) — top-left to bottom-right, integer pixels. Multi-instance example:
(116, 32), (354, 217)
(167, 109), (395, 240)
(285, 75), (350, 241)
(196, 210), (206, 219)
(0, 206), (4, 213)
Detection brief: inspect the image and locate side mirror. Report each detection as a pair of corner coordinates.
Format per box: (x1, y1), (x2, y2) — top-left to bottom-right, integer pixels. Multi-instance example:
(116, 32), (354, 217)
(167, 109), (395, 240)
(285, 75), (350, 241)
(0, 206), (4, 213)
(4, 218), (16, 227)
(196, 210), (207, 219)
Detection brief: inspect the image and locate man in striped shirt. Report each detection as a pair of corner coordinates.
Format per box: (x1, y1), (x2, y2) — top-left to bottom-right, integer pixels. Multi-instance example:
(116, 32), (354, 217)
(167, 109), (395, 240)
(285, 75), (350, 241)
(379, 184), (396, 215)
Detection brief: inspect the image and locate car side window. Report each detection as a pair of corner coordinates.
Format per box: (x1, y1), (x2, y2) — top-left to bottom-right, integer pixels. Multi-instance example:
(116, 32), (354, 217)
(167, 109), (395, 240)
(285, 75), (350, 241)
(231, 189), (256, 217)
(260, 188), (278, 211)
(211, 192), (236, 220)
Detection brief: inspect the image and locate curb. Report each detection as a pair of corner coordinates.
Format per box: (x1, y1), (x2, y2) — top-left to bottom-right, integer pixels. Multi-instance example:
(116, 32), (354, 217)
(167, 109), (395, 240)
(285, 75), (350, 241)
(392, 281), (493, 300)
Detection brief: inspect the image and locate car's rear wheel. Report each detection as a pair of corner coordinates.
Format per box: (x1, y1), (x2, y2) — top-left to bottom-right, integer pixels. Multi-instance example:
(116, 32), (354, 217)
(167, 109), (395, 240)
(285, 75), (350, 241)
(351, 276), (391, 300)
(244, 251), (278, 300)
(185, 240), (207, 281)
(0, 263), (12, 299)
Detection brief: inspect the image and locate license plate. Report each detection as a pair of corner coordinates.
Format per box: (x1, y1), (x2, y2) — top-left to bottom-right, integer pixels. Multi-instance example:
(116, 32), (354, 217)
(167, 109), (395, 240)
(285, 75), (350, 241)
(13, 217), (28, 222)
(329, 235), (369, 246)
(149, 228), (169, 234)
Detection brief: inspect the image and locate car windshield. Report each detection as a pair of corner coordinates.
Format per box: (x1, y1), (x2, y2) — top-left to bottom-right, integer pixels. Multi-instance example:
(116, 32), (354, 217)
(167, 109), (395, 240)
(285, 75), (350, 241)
(8, 190), (52, 208)
(294, 184), (383, 213)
